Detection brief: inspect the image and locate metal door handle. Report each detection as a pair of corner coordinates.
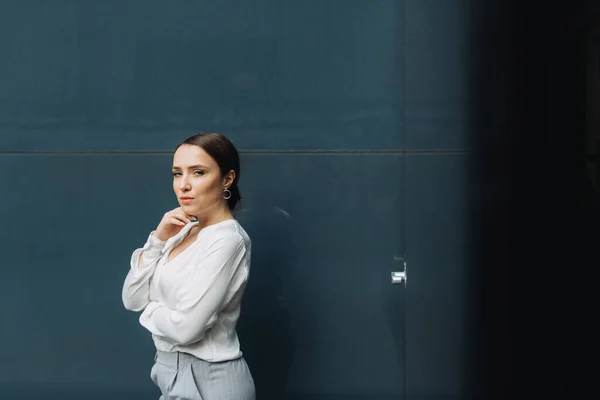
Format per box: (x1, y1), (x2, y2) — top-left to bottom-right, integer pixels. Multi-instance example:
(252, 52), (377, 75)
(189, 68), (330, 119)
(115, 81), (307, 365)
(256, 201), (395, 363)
(391, 259), (407, 286)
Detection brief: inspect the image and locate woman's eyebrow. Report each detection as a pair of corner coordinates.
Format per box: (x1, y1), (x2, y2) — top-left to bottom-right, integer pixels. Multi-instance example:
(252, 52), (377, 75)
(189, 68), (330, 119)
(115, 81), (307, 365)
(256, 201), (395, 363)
(172, 164), (209, 170)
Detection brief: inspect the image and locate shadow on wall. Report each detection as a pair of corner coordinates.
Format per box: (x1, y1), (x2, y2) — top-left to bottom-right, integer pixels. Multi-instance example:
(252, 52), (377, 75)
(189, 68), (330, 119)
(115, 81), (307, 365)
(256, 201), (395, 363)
(236, 204), (295, 399)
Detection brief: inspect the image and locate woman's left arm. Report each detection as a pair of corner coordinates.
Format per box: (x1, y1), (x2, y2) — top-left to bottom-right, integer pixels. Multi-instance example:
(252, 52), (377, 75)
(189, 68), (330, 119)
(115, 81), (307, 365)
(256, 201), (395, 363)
(138, 233), (247, 345)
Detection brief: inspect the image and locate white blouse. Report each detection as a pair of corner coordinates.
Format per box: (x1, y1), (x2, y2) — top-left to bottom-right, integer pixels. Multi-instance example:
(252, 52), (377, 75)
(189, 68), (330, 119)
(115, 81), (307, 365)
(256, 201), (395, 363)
(122, 219), (251, 362)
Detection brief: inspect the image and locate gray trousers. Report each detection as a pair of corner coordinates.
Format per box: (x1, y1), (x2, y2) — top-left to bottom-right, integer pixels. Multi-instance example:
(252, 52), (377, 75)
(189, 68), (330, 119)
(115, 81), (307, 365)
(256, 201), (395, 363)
(150, 351), (255, 400)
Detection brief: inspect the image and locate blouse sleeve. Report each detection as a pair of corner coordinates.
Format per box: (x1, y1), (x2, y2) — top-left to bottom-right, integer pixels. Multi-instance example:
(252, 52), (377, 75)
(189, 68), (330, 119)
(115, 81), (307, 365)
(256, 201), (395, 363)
(121, 231), (166, 312)
(138, 233), (247, 345)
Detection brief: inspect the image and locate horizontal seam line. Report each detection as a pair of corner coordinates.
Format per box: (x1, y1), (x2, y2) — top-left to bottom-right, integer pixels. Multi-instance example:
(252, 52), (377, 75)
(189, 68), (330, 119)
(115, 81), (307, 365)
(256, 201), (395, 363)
(0, 149), (473, 155)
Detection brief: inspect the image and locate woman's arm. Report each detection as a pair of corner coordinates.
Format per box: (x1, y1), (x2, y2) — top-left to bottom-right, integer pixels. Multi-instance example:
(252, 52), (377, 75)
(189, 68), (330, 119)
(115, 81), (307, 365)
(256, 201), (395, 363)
(121, 232), (167, 312)
(138, 234), (247, 346)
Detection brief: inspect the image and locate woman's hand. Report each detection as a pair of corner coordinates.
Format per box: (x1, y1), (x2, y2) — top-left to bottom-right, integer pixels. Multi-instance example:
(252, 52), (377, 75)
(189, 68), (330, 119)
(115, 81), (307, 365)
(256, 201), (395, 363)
(153, 207), (196, 241)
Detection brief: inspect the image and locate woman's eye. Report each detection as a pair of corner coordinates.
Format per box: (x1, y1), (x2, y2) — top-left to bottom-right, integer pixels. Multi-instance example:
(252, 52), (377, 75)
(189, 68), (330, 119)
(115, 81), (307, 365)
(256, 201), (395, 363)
(172, 171), (202, 177)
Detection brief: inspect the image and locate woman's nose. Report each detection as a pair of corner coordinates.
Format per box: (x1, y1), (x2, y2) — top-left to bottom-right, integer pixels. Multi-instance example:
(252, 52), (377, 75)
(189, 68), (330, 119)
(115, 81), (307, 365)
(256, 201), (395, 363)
(180, 177), (191, 191)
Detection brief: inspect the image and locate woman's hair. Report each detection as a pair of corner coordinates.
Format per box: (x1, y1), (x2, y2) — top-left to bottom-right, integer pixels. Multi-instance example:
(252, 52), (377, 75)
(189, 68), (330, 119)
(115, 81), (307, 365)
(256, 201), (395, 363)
(176, 132), (242, 210)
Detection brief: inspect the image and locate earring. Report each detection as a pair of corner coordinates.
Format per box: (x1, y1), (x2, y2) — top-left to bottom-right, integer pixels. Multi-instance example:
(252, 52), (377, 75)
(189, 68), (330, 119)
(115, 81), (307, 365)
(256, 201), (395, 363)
(223, 188), (232, 200)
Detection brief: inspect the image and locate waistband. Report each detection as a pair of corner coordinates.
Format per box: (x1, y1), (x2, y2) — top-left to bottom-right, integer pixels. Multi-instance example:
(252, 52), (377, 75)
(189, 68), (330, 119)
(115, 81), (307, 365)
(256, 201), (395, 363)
(154, 350), (201, 368)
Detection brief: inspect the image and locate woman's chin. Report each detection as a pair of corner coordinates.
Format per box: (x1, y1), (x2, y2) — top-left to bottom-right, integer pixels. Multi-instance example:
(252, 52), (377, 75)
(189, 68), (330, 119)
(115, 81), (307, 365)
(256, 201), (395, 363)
(179, 203), (198, 212)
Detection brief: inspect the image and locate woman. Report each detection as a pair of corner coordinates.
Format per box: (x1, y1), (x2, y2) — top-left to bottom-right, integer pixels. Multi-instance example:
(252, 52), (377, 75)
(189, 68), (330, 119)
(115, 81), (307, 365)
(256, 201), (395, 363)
(122, 132), (255, 399)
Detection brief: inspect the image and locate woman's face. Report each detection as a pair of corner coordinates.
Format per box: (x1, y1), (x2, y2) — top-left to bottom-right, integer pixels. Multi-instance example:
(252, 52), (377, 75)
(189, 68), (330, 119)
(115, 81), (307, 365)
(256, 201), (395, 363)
(172, 144), (234, 217)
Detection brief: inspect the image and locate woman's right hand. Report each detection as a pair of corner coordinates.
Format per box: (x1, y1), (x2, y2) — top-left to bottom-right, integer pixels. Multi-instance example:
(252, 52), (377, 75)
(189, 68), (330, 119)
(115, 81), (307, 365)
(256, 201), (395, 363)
(152, 207), (196, 241)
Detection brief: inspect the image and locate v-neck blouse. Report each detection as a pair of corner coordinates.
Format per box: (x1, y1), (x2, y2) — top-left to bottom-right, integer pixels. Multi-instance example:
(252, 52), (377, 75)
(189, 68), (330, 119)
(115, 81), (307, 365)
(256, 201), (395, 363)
(122, 219), (251, 362)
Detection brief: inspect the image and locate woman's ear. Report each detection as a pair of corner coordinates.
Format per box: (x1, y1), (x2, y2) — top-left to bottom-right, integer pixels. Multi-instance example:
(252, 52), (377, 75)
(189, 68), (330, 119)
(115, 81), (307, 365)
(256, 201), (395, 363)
(224, 170), (236, 188)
